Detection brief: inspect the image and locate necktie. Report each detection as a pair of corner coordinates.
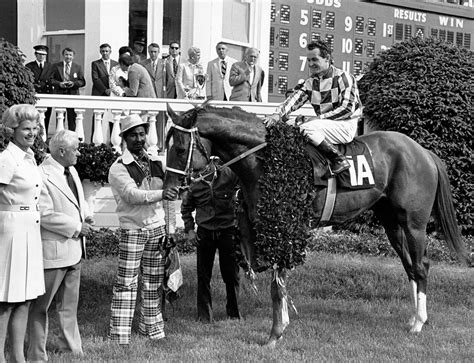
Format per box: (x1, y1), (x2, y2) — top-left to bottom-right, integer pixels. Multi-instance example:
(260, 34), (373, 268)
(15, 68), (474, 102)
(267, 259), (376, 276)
(105, 61), (109, 73)
(221, 60), (227, 78)
(173, 58), (178, 76)
(39, 62), (43, 71)
(153, 60), (157, 73)
(65, 63), (71, 81)
(65, 167), (79, 202)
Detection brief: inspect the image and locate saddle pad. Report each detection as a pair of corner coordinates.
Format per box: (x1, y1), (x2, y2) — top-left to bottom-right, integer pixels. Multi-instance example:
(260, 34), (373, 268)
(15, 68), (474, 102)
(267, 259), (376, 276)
(305, 138), (375, 190)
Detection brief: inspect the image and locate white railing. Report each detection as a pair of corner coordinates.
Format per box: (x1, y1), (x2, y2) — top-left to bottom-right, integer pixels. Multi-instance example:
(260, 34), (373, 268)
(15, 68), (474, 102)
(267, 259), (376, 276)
(35, 94), (316, 155)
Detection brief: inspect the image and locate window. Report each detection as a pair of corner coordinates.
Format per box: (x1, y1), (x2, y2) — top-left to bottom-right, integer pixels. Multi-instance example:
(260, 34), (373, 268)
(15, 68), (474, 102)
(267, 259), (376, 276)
(325, 34), (334, 51)
(270, 27), (275, 47)
(222, 0), (250, 43)
(447, 31), (454, 43)
(431, 28), (438, 38)
(353, 60), (363, 76)
(268, 74), (274, 94)
(163, 0), (181, 45)
(269, 50), (274, 70)
(439, 29), (446, 40)
(45, 0), (85, 65)
(271, 3), (276, 22)
(464, 33), (471, 48)
(311, 33), (321, 42)
(129, 0), (148, 53)
(456, 32), (463, 46)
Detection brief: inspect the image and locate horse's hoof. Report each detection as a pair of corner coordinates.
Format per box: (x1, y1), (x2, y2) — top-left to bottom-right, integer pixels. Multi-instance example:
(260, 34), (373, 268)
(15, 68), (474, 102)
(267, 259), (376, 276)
(409, 320), (424, 333)
(408, 315), (416, 327)
(264, 336), (282, 349)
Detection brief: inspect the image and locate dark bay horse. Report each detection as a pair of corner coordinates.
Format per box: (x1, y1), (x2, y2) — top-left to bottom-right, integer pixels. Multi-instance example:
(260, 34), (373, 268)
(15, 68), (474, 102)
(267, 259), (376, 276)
(163, 103), (465, 347)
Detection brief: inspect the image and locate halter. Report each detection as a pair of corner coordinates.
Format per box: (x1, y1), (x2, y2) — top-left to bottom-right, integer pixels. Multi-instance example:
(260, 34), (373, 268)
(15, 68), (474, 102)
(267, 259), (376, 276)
(166, 122), (267, 186)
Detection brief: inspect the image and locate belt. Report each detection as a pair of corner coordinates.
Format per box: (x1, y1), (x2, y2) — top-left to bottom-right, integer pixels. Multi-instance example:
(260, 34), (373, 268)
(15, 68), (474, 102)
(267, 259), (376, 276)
(0, 204), (40, 212)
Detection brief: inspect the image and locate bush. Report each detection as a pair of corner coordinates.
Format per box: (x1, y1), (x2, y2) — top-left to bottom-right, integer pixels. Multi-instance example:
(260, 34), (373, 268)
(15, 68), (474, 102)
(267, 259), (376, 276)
(75, 143), (120, 185)
(0, 39), (47, 164)
(358, 37), (473, 235)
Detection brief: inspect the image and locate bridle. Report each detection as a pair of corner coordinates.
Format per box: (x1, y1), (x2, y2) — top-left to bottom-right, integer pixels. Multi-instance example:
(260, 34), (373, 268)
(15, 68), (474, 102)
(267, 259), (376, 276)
(166, 122), (267, 187)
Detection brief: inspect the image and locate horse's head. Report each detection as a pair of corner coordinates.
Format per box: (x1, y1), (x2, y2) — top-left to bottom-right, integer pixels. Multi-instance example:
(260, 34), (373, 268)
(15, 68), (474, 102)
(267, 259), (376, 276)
(164, 103), (212, 192)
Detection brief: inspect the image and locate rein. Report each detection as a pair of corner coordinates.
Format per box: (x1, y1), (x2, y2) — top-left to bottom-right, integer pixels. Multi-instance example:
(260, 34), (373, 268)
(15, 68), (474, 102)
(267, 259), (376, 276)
(166, 122), (267, 185)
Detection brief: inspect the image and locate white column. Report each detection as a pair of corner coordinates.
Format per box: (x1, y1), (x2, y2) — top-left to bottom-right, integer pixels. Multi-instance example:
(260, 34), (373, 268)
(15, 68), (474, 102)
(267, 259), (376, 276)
(92, 110), (105, 145)
(55, 108), (66, 133)
(37, 107), (47, 141)
(147, 111), (159, 157)
(111, 110), (123, 154)
(75, 108), (86, 141)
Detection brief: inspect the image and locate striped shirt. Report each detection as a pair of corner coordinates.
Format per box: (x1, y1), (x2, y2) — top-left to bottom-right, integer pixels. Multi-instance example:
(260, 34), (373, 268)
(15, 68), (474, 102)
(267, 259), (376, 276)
(276, 65), (362, 121)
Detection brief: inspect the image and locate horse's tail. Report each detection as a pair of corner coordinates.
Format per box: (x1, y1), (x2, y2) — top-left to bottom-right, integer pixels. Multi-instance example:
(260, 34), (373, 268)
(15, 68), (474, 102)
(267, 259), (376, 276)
(428, 150), (467, 263)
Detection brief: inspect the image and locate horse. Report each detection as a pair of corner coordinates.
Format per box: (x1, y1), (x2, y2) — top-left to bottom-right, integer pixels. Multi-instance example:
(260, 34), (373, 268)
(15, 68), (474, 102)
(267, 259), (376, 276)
(163, 103), (466, 347)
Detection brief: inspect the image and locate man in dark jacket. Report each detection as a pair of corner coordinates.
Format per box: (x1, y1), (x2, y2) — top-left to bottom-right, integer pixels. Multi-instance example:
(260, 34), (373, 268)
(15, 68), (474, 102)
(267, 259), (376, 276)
(181, 158), (241, 323)
(25, 45), (54, 134)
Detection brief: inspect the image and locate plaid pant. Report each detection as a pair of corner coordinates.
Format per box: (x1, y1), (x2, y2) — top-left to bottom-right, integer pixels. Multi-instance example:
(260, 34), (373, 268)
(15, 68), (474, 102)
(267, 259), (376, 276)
(109, 225), (166, 344)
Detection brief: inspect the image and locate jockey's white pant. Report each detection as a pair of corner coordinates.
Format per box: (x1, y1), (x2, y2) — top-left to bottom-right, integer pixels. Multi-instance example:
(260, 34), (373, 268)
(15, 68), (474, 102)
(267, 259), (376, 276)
(300, 116), (359, 146)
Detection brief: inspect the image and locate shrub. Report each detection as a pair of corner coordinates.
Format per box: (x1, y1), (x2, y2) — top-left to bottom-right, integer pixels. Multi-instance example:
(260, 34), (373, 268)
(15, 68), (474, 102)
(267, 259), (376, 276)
(358, 37), (473, 235)
(75, 143), (120, 185)
(0, 39), (47, 164)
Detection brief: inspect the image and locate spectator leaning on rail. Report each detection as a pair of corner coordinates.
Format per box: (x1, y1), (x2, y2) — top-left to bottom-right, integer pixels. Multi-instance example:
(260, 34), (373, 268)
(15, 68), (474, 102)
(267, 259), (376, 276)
(108, 114), (178, 345)
(264, 40), (362, 174)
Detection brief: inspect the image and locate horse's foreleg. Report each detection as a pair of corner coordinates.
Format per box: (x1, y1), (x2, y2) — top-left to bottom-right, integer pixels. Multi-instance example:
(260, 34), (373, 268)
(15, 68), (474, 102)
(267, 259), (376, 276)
(408, 279), (417, 327)
(266, 269), (289, 348)
(410, 290), (427, 333)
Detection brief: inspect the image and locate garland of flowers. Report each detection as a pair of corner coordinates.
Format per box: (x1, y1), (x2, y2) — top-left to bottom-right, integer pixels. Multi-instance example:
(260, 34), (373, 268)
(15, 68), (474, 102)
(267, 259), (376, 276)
(254, 123), (319, 270)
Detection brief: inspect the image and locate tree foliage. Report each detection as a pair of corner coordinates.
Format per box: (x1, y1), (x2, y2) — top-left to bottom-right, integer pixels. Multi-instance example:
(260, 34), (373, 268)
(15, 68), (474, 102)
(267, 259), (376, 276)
(358, 37), (473, 235)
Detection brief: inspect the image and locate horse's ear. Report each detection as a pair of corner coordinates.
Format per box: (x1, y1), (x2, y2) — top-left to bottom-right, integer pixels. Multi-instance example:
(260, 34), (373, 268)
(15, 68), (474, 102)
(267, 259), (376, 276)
(167, 103), (178, 122)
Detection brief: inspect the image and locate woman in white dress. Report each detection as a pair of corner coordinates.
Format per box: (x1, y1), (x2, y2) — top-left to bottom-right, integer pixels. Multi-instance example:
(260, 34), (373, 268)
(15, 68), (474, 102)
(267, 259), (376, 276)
(0, 104), (45, 362)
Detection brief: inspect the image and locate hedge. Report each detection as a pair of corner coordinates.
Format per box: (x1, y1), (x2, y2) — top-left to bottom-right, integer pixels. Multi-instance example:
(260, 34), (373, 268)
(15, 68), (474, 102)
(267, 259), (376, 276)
(358, 37), (473, 235)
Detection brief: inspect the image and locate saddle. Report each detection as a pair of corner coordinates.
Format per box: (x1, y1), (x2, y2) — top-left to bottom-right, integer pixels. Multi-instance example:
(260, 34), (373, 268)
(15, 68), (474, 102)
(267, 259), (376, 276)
(305, 138), (375, 190)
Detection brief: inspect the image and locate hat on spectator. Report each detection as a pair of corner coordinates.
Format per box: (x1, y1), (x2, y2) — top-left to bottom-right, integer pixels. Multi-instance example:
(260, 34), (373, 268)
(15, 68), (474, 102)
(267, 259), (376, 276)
(33, 45), (48, 55)
(119, 114), (149, 137)
(134, 37), (146, 46)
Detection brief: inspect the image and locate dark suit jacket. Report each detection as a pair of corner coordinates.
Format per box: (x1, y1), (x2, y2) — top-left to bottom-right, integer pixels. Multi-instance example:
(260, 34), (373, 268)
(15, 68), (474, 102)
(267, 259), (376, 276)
(123, 63), (156, 98)
(164, 55), (181, 99)
(25, 61), (54, 93)
(140, 58), (165, 98)
(91, 58), (118, 96)
(49, 62), (86, 95)
(229, 61), (263, 102)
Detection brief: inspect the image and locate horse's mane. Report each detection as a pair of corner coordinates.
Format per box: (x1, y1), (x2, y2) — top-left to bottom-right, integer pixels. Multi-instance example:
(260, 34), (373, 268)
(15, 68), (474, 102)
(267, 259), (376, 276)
(165, 104), (263, 148)
(198, 105), (261, 125)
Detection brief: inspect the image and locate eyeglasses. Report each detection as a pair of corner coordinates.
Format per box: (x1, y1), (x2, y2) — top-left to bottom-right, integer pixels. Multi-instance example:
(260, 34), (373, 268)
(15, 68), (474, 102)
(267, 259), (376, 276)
(170, 46), (179, 50)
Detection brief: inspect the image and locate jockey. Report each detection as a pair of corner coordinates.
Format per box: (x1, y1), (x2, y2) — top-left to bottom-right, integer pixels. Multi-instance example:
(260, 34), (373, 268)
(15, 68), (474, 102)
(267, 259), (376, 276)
(264, 40), (362, 174)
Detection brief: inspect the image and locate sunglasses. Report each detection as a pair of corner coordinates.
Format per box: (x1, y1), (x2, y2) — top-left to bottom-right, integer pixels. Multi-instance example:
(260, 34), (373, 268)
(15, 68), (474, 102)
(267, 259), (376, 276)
(170, 46), (179, 50)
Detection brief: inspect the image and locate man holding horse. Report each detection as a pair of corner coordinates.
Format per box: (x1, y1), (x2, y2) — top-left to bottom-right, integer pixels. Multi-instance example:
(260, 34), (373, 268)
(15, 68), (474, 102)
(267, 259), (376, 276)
(265, 40), (362, 174)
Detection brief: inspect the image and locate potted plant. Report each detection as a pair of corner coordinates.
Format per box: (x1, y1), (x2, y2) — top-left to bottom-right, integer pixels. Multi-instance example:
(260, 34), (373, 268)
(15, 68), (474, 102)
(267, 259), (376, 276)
(75, 142), (120, 215)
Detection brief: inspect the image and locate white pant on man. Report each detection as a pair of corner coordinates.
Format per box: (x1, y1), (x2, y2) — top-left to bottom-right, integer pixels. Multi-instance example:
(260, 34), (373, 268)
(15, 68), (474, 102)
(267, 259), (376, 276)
(300, 116), (359, 145)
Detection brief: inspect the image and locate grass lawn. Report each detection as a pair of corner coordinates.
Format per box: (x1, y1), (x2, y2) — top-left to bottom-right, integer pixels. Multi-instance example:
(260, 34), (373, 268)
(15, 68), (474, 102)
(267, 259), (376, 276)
(34, 250), (472, 362)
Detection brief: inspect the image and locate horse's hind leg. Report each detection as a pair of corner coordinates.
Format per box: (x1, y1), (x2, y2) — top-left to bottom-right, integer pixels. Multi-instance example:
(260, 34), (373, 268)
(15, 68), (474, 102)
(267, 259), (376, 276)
(402, 223), (430, 333)
(373, 203), (427, 331)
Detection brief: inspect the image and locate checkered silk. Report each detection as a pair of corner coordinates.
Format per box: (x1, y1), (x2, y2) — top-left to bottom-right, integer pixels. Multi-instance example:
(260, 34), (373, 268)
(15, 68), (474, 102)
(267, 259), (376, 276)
(221, 60), (227, 78)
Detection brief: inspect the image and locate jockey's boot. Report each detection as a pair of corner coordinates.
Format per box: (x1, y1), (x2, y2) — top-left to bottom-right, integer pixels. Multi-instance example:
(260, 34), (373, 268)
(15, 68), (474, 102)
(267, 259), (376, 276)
(316, 139), (351, 174)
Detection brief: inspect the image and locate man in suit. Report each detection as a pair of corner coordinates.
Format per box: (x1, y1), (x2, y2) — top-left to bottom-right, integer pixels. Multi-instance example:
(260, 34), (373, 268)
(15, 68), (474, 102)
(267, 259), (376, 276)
(206, 42), (237, 101)
(120, 54), (156, 98)
(164, 41), (181, 99)
(91, 43), (117, 96)
(141, 43), (165, 98)
(27, 130), (94, 361)
(49, 48), (86, 131)
(91, 43), (118, 142)
(229, 47), (264, 102)
(25, 45), (54, 134)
